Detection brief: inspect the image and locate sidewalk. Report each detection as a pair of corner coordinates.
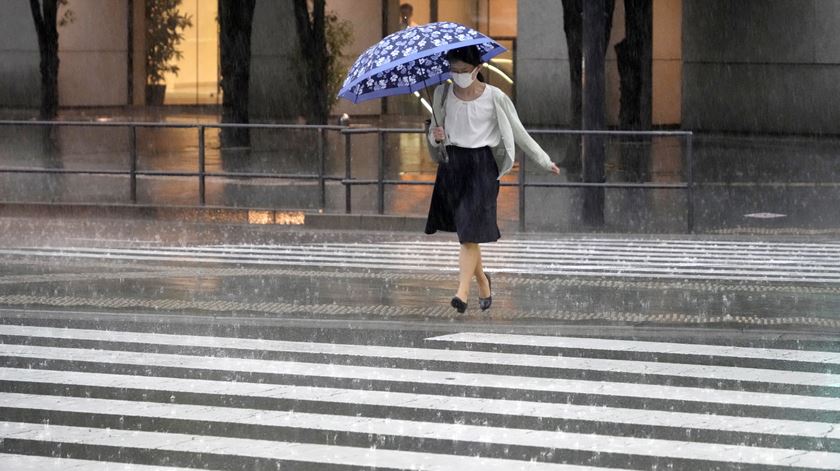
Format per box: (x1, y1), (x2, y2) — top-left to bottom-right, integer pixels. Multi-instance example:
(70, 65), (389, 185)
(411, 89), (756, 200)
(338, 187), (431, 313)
(1, 215), (838, 333)
(2, 108), (840, 234)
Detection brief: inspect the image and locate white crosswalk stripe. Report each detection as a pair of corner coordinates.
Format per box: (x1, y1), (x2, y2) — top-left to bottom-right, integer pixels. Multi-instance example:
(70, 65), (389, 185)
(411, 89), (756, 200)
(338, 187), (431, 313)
(428, 331), (840, 364)
(1, 394), (837, 469)
(3, 342), (839, 410)
(2, 368), (836, 440)
(0, 322), (838, 469)
(3, 236), (840, 282)
(0, 453), (198, 471)
(0, 325), (835, 387)
(0, 421), (625, 471)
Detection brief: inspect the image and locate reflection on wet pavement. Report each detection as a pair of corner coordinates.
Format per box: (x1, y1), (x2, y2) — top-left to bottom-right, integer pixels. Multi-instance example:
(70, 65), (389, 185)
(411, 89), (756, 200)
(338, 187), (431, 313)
(2, 123), (839, 233)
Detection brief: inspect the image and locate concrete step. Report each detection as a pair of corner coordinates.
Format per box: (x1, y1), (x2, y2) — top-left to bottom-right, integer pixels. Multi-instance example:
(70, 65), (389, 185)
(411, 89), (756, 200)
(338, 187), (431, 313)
(0, 202), (430, 232)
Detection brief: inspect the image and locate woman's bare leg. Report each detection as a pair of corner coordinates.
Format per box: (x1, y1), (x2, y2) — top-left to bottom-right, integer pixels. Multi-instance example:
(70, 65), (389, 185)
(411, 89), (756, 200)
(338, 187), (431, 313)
(473, 245), (490, 297)
(456, 243), (480, 300)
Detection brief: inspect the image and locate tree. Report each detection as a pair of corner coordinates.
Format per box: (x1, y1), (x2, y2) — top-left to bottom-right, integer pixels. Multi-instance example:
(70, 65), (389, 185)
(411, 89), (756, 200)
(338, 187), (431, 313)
(29, 0), (73, 119)
(293, 1), (352, 124)
(616, 0), (652, 184)
(219, 0), (256, 148)
(219, 0), (256, 125)
(616, 0), (651, 132)
(560, 0), (614, 130)
(559, 0), (614, 170)
(293, 0), (329, 124)
(561, 0), (583, 132)
(560, 0), (614, 226)
(324, 12), (353, 114)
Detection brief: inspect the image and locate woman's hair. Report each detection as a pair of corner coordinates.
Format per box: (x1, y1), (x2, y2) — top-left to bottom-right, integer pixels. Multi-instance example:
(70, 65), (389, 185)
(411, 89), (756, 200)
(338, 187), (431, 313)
(446, 46), (485, 83)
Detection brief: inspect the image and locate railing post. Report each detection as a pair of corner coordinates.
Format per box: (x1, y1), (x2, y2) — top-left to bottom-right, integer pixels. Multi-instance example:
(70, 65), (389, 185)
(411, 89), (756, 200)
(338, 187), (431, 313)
(686, 132), (695, 234)
(344, 131), (352, 214)
(129, 125), (137, 204)
(378, 130), (385, 214)
(318, 127), (326, 211)
(518, 152), (526, 232)
(198, 125), (206, 206)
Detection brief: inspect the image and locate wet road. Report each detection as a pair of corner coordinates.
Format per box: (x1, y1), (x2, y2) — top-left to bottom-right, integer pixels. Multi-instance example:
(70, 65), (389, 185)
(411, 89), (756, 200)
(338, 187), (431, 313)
(1, 311), (839, 470)
(1, 217), (839, 468)
(1, 218), (839, 326)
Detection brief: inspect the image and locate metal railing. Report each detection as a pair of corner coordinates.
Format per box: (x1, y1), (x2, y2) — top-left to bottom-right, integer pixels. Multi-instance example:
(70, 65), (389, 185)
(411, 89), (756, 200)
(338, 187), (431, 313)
(0, 120), (694, 232)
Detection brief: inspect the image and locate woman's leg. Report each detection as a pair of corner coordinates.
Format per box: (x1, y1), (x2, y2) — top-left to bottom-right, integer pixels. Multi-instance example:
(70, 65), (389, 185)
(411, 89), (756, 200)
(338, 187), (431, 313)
(473, 245), (490, 297)
(456, 243), (480, 300)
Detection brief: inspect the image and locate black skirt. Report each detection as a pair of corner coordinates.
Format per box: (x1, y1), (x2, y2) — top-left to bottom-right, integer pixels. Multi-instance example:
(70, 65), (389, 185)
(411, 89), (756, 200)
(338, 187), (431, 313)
(425, 145), (501, 244)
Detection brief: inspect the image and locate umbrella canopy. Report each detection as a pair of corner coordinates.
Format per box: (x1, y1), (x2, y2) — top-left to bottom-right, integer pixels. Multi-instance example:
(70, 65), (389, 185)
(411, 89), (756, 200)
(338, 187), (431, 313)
(338, 21), (507, 104)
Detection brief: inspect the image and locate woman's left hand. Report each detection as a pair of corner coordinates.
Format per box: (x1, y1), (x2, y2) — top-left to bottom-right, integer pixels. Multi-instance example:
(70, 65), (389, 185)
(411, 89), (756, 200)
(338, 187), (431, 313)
(549, 163), (561, 175)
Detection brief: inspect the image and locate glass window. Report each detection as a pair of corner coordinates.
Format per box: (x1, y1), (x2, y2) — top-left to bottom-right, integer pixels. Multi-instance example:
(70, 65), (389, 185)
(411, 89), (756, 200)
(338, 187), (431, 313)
(146, 0), (220, 105)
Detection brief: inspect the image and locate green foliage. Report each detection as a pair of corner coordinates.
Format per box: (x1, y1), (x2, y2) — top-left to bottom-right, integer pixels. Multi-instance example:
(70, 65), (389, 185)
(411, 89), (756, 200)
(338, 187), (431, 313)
(145, 0), (192, 85)
(325, 11), (353, 108)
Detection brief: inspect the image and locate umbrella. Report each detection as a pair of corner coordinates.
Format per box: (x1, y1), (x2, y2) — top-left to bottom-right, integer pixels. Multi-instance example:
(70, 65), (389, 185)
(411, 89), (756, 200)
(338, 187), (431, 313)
(337, 21), (506, 104)
(337, 22), (506, 162)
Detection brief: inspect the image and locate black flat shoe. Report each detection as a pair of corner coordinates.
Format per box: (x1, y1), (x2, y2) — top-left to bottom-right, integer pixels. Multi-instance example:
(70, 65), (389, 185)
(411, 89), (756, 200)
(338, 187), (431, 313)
(479, 273), (492, 311)
(450, 296), (467, 313)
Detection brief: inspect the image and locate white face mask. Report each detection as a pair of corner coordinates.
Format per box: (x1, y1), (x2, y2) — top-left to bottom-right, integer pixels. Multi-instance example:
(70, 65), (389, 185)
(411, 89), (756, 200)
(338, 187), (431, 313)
(451, 68), (477, 88)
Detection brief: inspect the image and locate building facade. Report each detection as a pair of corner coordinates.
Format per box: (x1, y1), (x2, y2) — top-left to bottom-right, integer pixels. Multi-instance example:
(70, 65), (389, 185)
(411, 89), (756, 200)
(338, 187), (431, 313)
(1, 0), (839, 134)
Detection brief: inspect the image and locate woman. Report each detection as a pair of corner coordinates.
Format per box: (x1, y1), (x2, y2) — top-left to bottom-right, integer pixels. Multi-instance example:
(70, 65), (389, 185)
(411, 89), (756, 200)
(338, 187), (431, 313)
(425, 45), (560, 313)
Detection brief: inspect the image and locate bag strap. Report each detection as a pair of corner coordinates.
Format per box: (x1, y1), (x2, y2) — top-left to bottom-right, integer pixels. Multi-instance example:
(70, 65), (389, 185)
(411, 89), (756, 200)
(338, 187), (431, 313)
(439, 82), (450, 126)
(434, 82), (451, 163)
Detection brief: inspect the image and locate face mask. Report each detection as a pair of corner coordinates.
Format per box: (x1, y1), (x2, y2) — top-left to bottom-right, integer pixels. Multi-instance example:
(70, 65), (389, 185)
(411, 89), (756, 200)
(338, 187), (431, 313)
(451, 68), (477, 88)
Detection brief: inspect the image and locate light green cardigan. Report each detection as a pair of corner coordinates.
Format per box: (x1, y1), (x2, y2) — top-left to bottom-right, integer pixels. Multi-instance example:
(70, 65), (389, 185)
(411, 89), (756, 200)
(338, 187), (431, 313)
(426, 83), (555, 179)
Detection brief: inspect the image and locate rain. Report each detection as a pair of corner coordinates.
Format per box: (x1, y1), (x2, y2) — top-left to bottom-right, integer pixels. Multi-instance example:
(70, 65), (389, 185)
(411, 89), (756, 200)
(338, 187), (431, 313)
(0, 0), (839, 470)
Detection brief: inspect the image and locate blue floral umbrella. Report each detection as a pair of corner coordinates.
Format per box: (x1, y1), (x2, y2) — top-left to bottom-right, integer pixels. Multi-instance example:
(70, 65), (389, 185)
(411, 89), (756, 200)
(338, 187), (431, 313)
(337, 22), (507, 104)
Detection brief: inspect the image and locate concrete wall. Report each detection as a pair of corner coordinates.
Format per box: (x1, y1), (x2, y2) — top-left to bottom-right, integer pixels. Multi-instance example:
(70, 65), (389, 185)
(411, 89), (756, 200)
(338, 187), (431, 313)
(517, 0), (682, 127)
(0, 1), (42, 108)
(58, 0), (129, 107)
(132, 0), (146, 105)
(515, 0), (627, 127)
(682, 0), (840, 134)
(329, 0), (382, 117)
(652, 0), (681, 126)
(250, 0), (381, 120)
(515, 0), (571, 126)
(249, 0), (301, 120)
(0, 0), (129, 109)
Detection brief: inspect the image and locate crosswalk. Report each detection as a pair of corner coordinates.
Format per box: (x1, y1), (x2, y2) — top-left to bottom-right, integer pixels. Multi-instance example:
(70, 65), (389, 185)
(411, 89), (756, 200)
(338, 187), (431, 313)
(3, 237), (840, 283)
(0, 320), (838, 469)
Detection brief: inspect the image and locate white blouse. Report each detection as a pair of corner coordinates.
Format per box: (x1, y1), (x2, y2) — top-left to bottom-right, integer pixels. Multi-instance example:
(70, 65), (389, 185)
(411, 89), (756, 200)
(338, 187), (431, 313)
(444, 84), (501, 149)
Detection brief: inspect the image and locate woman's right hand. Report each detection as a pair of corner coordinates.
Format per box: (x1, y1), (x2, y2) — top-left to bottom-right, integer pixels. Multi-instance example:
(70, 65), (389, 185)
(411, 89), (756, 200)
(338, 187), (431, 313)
(432, 127), (446, 142)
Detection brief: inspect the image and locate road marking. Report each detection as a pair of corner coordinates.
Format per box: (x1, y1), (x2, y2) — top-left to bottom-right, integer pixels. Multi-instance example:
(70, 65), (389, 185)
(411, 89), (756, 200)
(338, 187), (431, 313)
(3, 245), (840, 282)
(2, 367), (836, 440)
(2, 344), (838, 411)
(130, 242), (840, 262)
(151, 245), (840, 271)
(1, 324), (838, 387)
(23, 243), (840, 266)
(0, 421), (628, 471)
(213, 238), (840, 251)
(426, 332), (840, 365)
(0, 454), (196, 471)
(3, 393), (838, 468)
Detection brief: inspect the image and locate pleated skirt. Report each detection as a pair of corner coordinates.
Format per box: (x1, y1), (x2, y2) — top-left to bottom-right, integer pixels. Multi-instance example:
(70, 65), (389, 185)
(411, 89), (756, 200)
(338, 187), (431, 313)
(424, 145), (501, 244)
